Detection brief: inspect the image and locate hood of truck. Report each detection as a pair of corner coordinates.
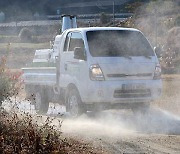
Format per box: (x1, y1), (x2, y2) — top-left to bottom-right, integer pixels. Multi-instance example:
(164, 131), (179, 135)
(91, 56), (157, 80)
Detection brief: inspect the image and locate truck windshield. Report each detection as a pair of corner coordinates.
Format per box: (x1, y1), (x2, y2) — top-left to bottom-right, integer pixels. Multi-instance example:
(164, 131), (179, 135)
(86, 30), (154, 57)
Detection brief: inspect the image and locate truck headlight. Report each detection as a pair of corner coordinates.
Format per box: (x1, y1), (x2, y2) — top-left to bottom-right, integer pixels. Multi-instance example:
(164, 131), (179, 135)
(89, 64), (105, 81)
(153, 65), (161, 80)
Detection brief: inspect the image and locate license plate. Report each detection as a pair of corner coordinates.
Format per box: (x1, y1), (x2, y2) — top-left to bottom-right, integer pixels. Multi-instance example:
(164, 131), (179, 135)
(122, 83), (146, 90)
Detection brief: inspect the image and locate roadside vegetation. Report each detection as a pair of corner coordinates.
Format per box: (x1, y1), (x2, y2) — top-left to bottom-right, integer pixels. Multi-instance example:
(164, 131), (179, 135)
(0, 56), (21, 105)
(0, 109), (102, 153)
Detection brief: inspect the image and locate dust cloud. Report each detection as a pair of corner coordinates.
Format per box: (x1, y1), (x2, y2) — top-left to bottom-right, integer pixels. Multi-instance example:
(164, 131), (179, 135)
(61, 111), (135, 137)
(2, 98), (180, 138)
(61, 108), (180, 137)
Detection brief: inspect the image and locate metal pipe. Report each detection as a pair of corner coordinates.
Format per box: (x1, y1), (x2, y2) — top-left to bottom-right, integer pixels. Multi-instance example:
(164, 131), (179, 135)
(113, 1), (115, 26)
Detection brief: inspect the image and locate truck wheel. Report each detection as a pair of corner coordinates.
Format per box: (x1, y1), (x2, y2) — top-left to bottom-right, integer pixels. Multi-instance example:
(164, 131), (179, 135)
(131, 102), (150, 115)
(34, 91), (49, 114)
(67, 89), (85, 118)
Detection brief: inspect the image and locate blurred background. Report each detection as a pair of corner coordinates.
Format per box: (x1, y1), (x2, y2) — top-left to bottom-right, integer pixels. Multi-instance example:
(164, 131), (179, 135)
(0, 0), (179, 115)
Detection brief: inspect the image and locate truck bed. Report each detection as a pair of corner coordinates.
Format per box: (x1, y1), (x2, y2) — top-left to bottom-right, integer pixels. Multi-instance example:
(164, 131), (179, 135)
(22, 67), (56, 86)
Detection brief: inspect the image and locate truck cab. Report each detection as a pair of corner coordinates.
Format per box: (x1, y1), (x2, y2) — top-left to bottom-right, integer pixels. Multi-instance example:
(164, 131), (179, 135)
(57, 27), (162, 116)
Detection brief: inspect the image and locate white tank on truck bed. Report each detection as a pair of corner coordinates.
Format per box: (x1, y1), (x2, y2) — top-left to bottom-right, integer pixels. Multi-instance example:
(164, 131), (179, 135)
(33, 49), (53, 63)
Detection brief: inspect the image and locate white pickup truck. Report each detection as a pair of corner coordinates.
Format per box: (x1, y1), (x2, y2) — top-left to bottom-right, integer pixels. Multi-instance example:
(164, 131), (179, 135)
(22, 15), (162, 117)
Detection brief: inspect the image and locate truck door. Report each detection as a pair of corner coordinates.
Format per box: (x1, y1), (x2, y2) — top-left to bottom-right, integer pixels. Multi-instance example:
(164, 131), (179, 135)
(60, 31), (88, 97)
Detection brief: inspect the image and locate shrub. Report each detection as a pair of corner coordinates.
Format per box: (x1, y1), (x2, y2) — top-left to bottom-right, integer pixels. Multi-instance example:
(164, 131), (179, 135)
(19, 28), (33, 42)
(0, 75), (11, 104)
(0, 110), (100, 153)
(0, 57), (21, 105)
(0, 111), (62, 153)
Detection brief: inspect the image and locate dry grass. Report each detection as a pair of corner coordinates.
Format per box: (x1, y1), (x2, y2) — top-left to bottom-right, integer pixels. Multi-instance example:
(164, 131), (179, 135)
(162, 74), (180, 80)
(0, 109), (104, 154)
(0, 43), (49, 69)
(0, 43), (49, 50)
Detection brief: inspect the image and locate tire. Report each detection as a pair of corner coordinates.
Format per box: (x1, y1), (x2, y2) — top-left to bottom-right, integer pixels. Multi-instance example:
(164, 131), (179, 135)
(67, 89), (85, 118)
(131, 102), (150, 115)
(34, 90), (49, 114)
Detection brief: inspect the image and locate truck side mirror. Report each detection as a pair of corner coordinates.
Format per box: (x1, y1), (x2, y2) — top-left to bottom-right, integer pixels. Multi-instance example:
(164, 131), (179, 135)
(74, 47), (86, 60)
(154, 46), (161, 58)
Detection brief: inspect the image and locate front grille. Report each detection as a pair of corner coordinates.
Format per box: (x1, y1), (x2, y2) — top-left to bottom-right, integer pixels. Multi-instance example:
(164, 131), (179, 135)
(114, 89), (151, 98)
(107, 73), (152, 78)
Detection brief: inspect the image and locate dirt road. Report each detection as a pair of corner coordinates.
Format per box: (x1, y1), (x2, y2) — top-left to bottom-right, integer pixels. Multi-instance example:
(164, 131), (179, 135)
(60, 109), (180, 154)
(2, 100), (180, 154)
(78, 134), (180, 154)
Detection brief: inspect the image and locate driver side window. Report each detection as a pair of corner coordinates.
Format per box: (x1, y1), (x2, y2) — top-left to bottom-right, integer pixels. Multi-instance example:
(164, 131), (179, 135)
(64, 32), (85, 52)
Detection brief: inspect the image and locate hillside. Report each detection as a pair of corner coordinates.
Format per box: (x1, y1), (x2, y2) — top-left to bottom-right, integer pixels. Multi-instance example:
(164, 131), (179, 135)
(0, 0), (147, 21)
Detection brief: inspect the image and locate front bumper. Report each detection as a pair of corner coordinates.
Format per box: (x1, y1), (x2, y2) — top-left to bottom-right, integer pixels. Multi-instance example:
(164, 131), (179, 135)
(81, 79), (162, 104)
